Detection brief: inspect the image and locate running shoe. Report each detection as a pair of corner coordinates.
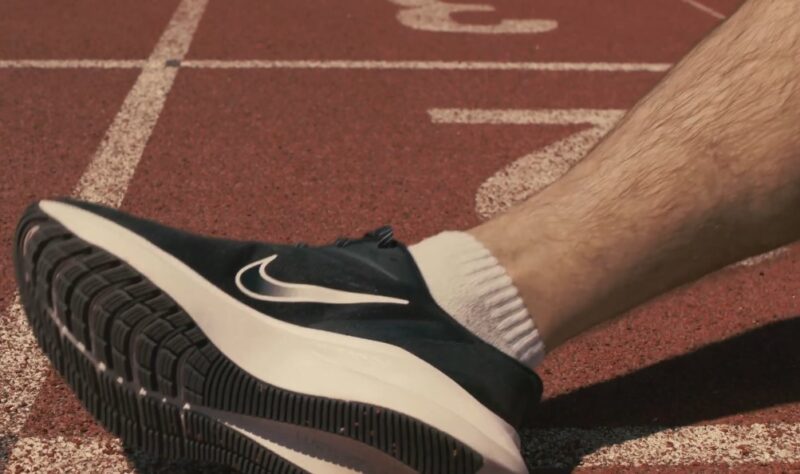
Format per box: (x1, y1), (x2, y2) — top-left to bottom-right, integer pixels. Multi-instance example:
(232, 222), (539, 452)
(13, 198), (542, 473)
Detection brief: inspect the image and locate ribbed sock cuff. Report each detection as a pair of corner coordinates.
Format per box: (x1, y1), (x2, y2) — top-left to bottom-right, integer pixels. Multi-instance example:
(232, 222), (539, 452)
(409, 231), (545, 368)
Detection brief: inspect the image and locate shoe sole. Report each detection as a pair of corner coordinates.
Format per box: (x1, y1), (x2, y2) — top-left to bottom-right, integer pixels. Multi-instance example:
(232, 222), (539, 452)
(13, 203), (488, 474)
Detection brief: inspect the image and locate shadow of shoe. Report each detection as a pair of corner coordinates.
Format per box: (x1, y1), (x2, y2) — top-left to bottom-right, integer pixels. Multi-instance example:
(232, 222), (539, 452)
(521, 315), (800, 471)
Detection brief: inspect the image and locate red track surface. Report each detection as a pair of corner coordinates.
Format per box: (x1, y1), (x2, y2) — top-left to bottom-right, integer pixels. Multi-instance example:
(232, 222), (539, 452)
(7, 0), (799, 472)
(0, 0), (179, 59)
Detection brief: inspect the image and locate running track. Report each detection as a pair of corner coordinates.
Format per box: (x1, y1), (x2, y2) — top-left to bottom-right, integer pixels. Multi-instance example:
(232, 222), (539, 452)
(4, 0), (800, 472)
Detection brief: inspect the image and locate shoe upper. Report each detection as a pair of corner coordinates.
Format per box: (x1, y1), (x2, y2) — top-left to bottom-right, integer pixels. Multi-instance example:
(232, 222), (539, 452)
(58, 198), (543, 429)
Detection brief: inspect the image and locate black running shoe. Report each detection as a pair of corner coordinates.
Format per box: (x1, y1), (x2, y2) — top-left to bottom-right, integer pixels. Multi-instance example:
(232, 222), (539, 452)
(13, 198), (542, 473)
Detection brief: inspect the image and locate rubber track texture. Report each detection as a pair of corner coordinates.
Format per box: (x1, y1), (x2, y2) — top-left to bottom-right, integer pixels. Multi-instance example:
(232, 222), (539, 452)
(13, 204), (484, 474)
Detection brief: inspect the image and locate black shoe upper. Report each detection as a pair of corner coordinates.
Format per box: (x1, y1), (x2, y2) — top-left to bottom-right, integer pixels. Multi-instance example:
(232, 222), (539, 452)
(57, 198), (543, 429)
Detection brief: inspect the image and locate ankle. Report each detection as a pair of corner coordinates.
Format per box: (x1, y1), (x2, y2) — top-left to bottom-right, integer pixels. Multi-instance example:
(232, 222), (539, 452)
(468, 219), (577, 350)
(409, 231), (546, 368)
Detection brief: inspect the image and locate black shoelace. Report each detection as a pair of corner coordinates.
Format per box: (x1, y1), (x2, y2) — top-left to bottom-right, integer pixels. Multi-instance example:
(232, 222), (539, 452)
(294, 225), (397, 249)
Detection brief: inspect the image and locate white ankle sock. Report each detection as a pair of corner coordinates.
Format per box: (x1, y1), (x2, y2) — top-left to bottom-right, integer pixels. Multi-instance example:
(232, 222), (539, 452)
(408, 231), (545, 369)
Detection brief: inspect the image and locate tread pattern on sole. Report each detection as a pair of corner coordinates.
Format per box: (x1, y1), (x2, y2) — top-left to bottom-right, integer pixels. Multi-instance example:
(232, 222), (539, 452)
(13, 204), (484, 474)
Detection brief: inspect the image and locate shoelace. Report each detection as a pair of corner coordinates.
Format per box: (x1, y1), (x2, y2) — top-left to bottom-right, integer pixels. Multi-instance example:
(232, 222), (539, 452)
(294, 225), (397, 249)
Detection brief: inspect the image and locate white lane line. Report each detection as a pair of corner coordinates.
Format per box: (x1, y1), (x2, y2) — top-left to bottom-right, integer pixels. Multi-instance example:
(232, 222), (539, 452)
(522, 423), (800, 467)
(73, 0), (209, 207)
(0, 59), (673, 72)
(0, 0), (209, 464)
(6, 436), (135, 473)
(681, 0), (726, 20)
(0, 297), (50, 460)
(429, 108), (622, 126)
(0, 60), (146, 69)
(181, 59), (672, 72)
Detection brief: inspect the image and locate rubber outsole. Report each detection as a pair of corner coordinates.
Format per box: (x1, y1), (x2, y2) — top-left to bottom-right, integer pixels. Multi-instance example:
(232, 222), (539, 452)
(13, 203), (484, 474)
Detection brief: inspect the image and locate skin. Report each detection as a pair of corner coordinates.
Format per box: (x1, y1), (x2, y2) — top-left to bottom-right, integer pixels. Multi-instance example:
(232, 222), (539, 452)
(470, 0), (800, 350)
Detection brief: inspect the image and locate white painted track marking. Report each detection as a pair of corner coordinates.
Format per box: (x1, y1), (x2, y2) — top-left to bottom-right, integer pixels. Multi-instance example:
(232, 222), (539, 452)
(0, 60), (146, 69)
(73, 0), (209, 207)
(0, 297), (50, 466)
(0, 60), (673, 72)
(429, 108), (625, 220)
(181, 60), (671, 72)
(429, 108), (624, 126)
(682, 0), (727, 20)
(523, 423), (800, 467)
(8, 436), (136, 473)
(388, 0), (557, 34)
(0, 0), (209, 468)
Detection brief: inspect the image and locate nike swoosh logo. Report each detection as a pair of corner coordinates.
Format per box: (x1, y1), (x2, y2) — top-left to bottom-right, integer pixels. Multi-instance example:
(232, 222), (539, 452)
(234, 255), (409, 305)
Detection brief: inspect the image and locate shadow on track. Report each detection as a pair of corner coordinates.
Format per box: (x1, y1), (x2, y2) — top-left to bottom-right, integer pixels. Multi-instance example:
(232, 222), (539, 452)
(522, 315), (800, 471)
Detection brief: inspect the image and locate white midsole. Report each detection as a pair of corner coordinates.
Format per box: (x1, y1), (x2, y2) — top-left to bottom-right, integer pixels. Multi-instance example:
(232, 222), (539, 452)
(40, 200), (528, 473)
(198, 406), (416, 474)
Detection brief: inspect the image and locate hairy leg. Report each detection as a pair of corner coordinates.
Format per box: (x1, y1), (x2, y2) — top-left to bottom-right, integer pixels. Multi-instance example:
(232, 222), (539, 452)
(470, 0), (800, 349)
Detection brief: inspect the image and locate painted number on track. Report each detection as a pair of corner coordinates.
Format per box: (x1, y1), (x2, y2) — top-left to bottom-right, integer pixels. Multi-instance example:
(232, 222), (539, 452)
(389, 0), (558, 34)
(428, 108), (625, 219)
